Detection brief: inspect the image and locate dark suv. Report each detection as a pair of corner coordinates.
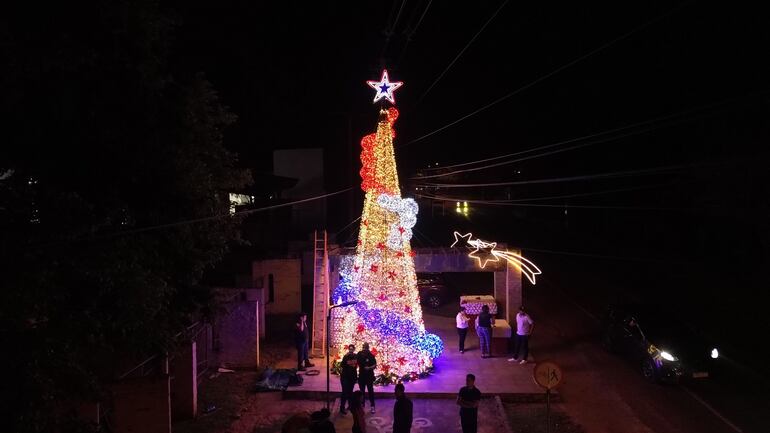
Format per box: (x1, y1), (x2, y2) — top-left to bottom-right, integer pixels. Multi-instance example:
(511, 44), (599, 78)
(416, 273), (448, 309)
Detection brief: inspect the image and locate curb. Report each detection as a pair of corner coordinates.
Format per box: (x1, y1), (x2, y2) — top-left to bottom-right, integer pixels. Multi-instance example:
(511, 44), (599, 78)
(283, 389), (560, 403)
(494, 395), (515, 433)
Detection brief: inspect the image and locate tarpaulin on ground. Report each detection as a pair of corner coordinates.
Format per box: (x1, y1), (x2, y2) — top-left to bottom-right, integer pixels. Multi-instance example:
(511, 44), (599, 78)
(254, 367), (303, 392)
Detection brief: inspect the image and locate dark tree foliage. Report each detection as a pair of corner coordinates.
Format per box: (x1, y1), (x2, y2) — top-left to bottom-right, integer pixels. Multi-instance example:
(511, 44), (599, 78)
(0, 1), (250, 430)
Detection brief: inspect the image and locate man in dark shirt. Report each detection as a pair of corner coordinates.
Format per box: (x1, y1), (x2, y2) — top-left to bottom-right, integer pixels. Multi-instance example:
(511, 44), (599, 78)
(295, 313), (314, 371)
(356, 342), (377, 413)
(339, 344), (358, 415)
(392, 383), (413, 433)
(457, 373), (481, 433)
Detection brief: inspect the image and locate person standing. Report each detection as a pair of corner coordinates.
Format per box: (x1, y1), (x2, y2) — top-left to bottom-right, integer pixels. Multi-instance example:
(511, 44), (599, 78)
(456, 306), (470, 353)
(475, 305), (493, 358)
(508, 306), (534, 364)
(457, 373), (481, 433)
(392, 383), (413, 433)
(295, 313), (314, 371)
(357, 342), (377, 413)
(349, 390), (367, 433)
(340, 344), (358, 415)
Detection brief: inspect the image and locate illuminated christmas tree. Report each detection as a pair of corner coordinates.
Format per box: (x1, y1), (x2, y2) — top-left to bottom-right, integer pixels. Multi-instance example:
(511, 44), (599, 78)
(331, 71), (442, 383)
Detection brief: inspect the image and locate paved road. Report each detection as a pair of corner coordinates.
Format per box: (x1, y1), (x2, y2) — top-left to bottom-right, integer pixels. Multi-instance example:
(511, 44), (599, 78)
(524, 271), (769, 433)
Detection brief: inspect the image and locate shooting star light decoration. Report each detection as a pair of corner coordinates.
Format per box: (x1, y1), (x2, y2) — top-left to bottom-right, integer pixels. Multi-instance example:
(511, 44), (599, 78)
(451, 231), (542, 284)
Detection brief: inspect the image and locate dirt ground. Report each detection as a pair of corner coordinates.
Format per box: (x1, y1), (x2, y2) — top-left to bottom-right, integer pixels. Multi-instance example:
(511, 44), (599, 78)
(174, 369), (325, 433)
(503, 402), (586, 433)
(174, 322), (311, 433)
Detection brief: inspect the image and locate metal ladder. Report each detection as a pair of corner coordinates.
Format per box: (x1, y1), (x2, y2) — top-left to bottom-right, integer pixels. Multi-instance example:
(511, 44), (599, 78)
(310, 230), (330, 358)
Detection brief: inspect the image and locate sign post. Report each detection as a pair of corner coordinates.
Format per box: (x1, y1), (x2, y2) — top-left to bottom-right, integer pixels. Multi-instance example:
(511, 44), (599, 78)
(533, 361), (563, 433)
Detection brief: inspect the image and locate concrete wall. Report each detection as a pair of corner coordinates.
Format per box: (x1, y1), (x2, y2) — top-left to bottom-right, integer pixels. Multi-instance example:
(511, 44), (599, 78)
(112, 375), (171, 433)
(252, 259), (301, 315)
(170, 341), (197, 421)
(215, 301), (259, 369)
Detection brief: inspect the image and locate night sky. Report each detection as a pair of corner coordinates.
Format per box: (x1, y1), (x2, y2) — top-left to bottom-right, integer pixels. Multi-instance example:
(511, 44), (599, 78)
(165, 1), (770, 361)
(3, 3), (770, 430)
(166, 0), (769, 260)
(167, 1), (768, 171)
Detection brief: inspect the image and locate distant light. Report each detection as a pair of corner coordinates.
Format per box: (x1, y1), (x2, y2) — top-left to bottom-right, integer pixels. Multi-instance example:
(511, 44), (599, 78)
(456, 207), (462, 213)
(456, 202), (460, 207)
(711, 348), (719, 359)
(463, 201), (468, 207)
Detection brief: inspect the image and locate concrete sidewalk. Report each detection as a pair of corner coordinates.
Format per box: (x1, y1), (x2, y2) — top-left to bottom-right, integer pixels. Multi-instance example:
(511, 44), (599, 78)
(330, 397), (508, 433)
(283, 313), (546, 399)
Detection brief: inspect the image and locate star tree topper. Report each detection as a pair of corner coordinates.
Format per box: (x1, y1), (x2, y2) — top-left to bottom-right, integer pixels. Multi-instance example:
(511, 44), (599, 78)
(367, 69), (403, 104)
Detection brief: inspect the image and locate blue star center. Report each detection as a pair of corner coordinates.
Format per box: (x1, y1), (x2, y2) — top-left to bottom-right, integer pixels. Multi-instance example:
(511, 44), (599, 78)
(379, 83), (391, 93)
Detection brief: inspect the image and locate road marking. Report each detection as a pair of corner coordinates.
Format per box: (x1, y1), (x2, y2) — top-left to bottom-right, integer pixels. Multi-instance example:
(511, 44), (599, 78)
(681, 386), (744, 433)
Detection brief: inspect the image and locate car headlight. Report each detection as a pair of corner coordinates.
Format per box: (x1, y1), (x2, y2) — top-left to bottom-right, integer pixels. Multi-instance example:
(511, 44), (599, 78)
(711, 348), (719, 359)
(660, 350), (677, 361)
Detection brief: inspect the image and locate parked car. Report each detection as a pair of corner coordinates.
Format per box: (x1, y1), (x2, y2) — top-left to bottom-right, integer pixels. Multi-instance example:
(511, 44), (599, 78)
(416, 273), (448, 309)
(601, 304), (720, 384)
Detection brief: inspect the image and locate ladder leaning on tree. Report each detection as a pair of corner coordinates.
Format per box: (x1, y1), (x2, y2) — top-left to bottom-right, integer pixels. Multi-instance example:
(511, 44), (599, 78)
(310, 230), (330, 358)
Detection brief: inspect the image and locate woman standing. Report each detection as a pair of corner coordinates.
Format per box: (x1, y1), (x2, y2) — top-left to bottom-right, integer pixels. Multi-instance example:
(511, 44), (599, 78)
(349, 390), (367, 433)
(475, 305), (494, 358)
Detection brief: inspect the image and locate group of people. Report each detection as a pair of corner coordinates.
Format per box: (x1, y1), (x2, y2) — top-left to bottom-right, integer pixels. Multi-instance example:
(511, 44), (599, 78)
(291, 305), (533, 433)
(339, 343), (377, 416)
(455, 305), (534, 362)
(285, 374), (481, 433)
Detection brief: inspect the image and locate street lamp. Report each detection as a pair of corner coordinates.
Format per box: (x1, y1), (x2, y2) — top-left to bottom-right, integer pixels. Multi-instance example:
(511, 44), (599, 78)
(326, 300), (359, 410)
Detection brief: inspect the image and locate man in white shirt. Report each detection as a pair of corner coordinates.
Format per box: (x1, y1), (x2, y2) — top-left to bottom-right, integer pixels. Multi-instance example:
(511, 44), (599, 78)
(508, 306), (534, 364)
(456, 306), (470, 353)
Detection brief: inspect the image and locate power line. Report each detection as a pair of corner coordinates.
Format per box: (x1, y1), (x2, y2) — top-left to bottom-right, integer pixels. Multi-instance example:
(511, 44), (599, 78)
(414, 0), (509, 106)
(414, 163), (707, 189)
(401, 1), (691, 147)
(396, 0), (433, 65)
(416, 93), (752, 176)
(521, 245), (691, 264)
(410, 119), (691, 180)
(414, 193), (691, 211)
(30, 187), (355, 248)
(471, 183), (673, 203)
(334, 216), (361, 236)
(381, 0), (409, 59)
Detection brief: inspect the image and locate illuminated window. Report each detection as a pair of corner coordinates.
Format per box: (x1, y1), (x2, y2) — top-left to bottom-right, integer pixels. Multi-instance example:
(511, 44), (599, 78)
(229, 193), (253, 215)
